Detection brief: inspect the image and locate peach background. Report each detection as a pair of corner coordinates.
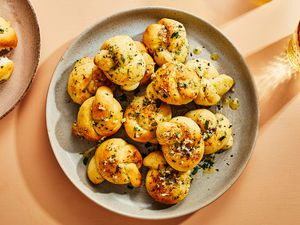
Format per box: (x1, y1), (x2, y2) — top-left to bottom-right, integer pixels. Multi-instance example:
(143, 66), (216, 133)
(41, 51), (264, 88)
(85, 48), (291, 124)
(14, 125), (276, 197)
(0, 0), (300, 224)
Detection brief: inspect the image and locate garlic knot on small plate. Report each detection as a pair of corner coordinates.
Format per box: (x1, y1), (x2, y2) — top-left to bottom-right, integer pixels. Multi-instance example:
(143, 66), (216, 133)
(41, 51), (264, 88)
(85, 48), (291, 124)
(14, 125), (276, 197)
(72, 86), (123, 141)
(124, 96), (172, 143)
(0, 17), (18, 83)
(143, 151), (191, 204)
(0, 57), (14, 82)
(156, 116), (204, 172)
(67, 57), (115, 105)
(186, 58), (234, 106)
(87, 138), (142, 187)
(0, 17), (18, 51)
(185, 109), (233, 154)
(94, 35), (146, 91)
(146, 62), (200, 105)
(143, 18), (189, 66)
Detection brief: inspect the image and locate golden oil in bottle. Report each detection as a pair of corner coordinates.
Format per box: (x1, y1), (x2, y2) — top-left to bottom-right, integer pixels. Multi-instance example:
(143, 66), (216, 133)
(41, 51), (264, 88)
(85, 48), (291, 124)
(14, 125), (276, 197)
(287, 21), (300, 71)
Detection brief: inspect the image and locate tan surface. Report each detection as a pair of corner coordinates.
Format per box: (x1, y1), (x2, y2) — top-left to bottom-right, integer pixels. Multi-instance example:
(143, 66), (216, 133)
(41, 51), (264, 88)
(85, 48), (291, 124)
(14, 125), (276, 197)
(0, 0), (300, 224)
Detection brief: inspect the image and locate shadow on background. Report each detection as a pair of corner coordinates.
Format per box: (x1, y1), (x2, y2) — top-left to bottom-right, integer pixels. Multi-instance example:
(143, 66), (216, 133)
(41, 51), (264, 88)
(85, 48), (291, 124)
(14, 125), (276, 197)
(246, 37), (300, 128)
(258, 72), (300, 126)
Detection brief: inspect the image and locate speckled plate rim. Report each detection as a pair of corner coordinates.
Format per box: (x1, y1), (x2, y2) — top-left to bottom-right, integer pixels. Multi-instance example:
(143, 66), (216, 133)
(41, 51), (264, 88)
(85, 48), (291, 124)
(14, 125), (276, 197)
(46, 6), (259, 220)
(0, 0), (41, 119)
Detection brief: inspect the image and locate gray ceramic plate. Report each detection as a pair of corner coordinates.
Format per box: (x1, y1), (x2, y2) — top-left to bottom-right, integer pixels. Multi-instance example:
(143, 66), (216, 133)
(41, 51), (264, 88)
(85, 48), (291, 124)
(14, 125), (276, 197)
(46, 7), (258, 219)
(0, 0), (40, 119)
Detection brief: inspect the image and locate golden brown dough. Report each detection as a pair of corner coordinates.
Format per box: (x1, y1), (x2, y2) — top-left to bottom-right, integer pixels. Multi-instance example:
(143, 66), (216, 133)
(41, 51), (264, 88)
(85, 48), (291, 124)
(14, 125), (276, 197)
(156, 116), (204, 171)
(146, 62), (200, 105)
(143, 18), (189, 66)
(92, 138), (142, 187)
(67, 57), (115, 105)
(124, 96), (172, 143)
(0, 57), (14, 82)
(94, 35), (146, 91)
(186, 58), (234, 106)
(143, 151), (191, 204)
(134, 41), (155, 85)
(0, 17), (18, 51)
(185, 109), (233, 154)
(87, 156), (105, 184)
(72, 86), (123, 141)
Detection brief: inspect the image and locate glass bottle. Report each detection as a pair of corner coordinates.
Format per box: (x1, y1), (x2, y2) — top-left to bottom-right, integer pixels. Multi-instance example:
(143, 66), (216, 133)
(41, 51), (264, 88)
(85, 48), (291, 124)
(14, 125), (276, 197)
(287, 21), (300, 71)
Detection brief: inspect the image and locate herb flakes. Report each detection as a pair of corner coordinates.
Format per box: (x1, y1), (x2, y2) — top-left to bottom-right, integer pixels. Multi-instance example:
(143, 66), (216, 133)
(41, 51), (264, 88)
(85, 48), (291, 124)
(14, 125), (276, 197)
(171, 31), (180, 39)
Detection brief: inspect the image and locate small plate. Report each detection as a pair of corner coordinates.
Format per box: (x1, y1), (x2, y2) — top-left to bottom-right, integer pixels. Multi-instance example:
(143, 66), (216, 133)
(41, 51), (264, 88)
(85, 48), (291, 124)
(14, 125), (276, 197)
(46, 7), (258, 219)
(0, 0), (40, 119)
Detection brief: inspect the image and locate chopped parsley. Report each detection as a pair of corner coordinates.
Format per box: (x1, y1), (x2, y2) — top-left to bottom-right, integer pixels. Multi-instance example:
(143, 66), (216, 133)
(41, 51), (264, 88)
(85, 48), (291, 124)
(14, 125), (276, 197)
(191, 155), (216, 176)
(178, 82), (187, 88)
(120, 55), (125, 63)
(171, 31), (180, 39)
(204, 120), (209, 130)
(199, 154), (215, 170)
(218, 135), (226, 141)
(191, 165), (200, 175)
(155, 99), (162, 108)
(143, 98), (152, 106)
(175, 131), (181, 138)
